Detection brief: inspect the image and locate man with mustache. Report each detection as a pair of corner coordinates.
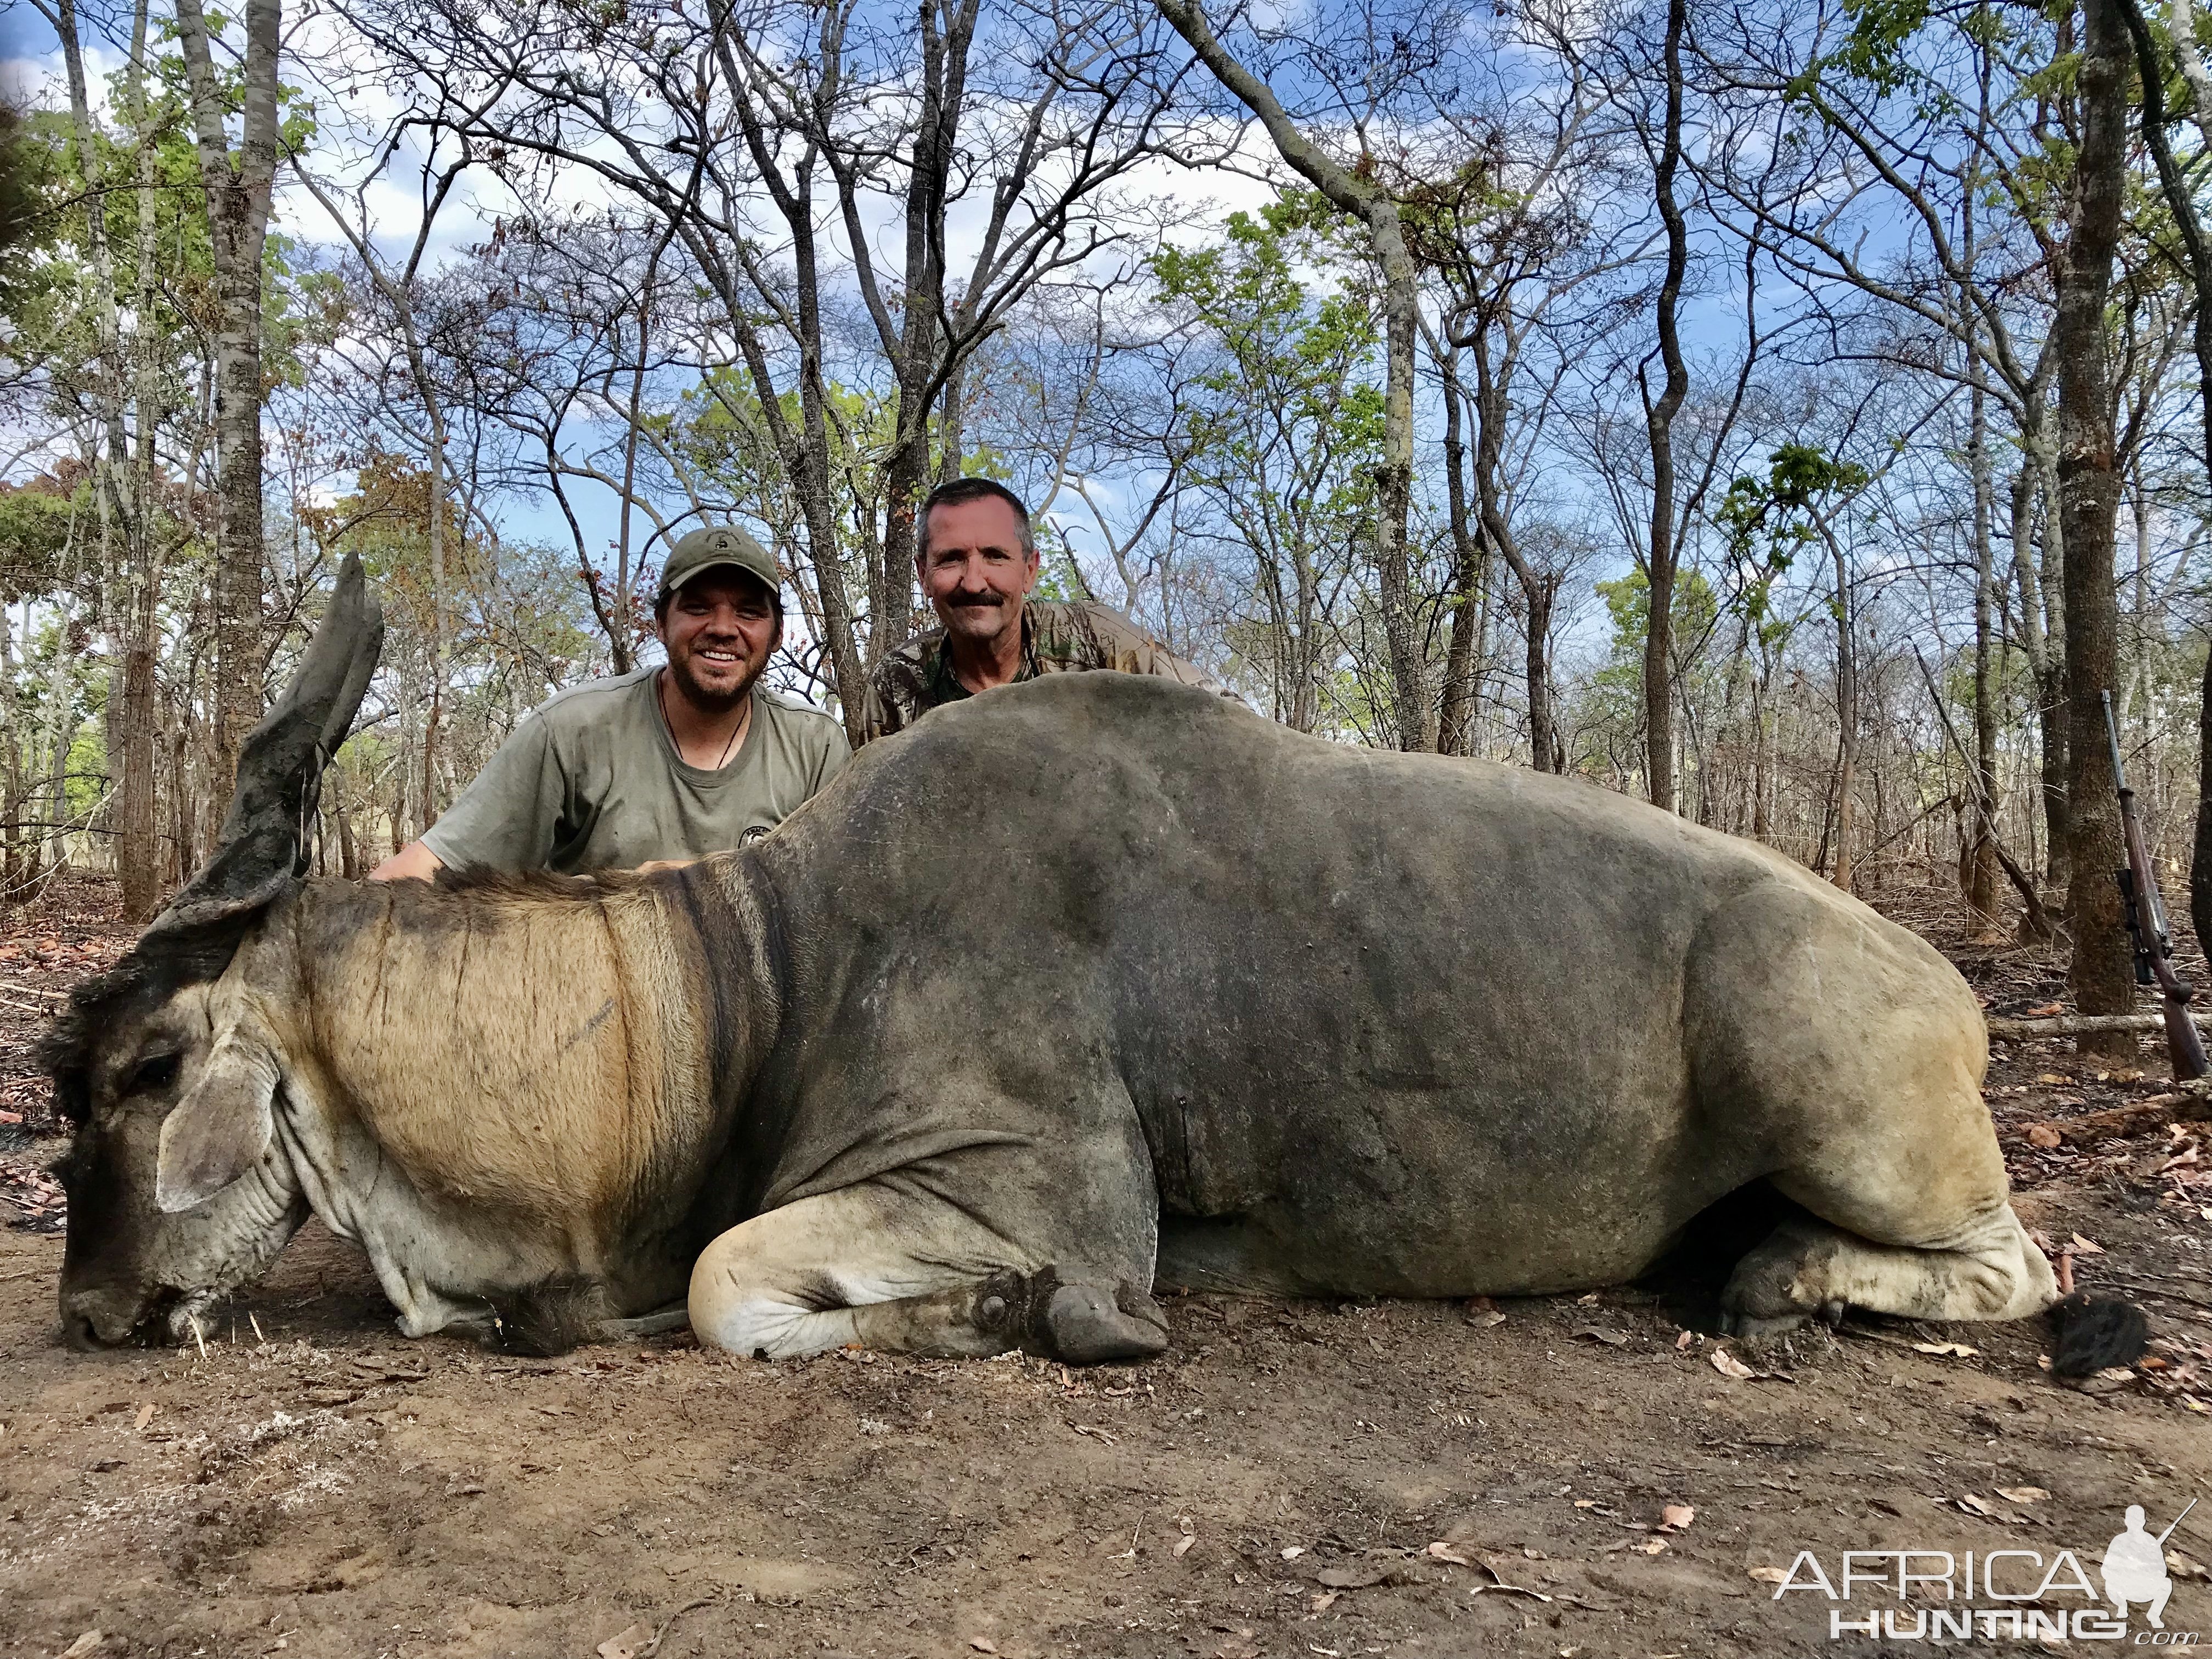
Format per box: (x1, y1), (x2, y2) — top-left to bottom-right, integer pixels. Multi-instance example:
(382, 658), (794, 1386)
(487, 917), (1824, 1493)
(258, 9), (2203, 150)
(371, 524), (848, 879)
(862, 478), (1227, 743)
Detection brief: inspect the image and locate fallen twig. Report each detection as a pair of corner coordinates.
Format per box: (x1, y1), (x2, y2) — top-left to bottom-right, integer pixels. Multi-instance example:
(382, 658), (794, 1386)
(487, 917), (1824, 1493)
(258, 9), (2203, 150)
(648, 1595), (715, 1656)
(2100, 1274), (2212, 1314)
(1988, 1013), (2178, 1039)
(1467, 1560), (1551, 1601)
(1836, 1324), (1926, 1352)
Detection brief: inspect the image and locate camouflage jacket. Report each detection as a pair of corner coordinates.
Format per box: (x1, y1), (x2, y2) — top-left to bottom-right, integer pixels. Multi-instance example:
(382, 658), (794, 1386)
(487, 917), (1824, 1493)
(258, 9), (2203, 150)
(861, 600), (1232, 743)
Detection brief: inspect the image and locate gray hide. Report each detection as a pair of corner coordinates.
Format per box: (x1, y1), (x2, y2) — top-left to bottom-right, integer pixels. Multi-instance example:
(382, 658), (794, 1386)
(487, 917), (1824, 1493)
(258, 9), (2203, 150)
(56, 665), (2051, 1361)
(686, 673), (2050, 1361)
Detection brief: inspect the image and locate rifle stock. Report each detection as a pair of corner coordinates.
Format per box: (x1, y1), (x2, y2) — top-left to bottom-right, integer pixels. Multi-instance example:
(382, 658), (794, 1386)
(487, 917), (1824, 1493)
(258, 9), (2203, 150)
(2163, 998), (2210, 1079)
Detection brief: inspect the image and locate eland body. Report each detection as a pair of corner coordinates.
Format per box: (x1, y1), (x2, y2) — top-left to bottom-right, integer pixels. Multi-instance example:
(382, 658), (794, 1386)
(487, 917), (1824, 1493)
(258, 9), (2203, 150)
(51, 565), (2055, 1359)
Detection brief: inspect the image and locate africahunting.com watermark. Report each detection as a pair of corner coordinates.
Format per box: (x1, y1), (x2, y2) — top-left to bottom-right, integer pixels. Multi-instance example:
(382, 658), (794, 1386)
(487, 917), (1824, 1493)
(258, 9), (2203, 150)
(1767, 1501), (2201, 1643)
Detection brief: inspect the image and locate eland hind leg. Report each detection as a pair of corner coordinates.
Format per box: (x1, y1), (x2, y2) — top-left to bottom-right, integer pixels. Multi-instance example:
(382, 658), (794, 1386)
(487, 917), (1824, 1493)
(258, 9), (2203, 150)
(1717, 1205), (2052, 1338)
(1685, 877), (2057, 1337)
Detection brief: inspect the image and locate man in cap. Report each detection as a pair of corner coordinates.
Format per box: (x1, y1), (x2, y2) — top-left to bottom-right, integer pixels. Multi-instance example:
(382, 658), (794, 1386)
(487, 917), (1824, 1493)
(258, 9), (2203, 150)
(861, 477), (1231, 742)
(371, 524), (849, 879)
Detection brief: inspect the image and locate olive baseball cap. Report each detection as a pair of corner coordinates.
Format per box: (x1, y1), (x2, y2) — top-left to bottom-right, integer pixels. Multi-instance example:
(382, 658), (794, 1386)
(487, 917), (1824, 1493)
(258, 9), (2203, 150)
(656, 524), (781, 610)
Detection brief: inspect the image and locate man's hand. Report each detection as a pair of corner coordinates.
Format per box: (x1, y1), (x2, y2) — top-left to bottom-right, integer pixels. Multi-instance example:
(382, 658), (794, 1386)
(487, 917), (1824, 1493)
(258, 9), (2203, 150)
(633, 858), (698, 876)
(369, 842), (445, 883)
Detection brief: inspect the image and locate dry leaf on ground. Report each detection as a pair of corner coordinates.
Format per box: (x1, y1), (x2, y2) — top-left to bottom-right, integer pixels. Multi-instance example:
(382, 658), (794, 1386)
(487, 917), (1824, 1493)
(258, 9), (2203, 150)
(1711, 1348), (1758, 1380)
(1660, 1504), (1695, 1530)
(597, 1624), (654, 1659)
(58, 1635), (104, 1659)
(1996, 1486), (2050, 1504)
(1316, 1564), (1388, 1589)
(1912, 1341), (1980, 1358)
(1425, 1541), (1474, 1566)
(1464, 1298), (1506, 1328)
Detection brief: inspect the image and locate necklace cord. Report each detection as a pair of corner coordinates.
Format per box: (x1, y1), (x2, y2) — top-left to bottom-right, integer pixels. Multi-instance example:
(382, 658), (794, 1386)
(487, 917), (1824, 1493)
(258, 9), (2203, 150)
(659, 665), (748, 770)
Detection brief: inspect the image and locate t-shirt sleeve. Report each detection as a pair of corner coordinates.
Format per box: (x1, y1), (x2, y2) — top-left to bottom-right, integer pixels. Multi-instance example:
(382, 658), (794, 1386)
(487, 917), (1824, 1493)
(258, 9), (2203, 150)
(419, 715), (569, 873)
(811, 721), (854, 793)
(859, 669), (904, 745)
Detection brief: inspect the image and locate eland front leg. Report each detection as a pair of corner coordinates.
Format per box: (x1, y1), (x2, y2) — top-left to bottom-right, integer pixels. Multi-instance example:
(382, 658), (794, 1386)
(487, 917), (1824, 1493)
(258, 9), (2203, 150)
(687, 1183), (1167, 1363)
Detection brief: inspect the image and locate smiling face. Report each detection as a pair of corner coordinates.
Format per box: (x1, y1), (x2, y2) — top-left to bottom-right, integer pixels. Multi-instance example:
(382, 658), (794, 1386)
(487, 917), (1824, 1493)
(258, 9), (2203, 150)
(655, 568), (780, 714)
(918, 494), (1039, 654)
(51, 936), (310, 1348)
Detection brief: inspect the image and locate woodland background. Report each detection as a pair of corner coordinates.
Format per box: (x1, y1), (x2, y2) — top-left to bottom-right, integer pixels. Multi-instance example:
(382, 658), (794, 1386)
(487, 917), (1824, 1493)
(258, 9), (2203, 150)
(1, 0), (2209, 1025)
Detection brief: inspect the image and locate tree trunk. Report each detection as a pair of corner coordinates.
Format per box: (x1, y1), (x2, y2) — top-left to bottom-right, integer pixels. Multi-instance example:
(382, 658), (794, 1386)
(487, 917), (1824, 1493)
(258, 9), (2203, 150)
(2115, 0), (2212, 963)
(167, 676), (193, 885)
(1643, 0), (1692, 811)
(1154, 0), (1428, 750)
(1436, 352), (1486, 758)
(1751, 664), (1772, 842)
(2004, 463), (2059, 912)
(2037, 456), (2072, 894)
(116, 0), (161, 921)
(0, 605), (16, 893)
(608, 257), (655, 678)
(174, 0), (279, 791)
(1968, 369), (2004, 934)
(1373, 262), (1423, 752)
(1525, 582), (1558, 771)
(873, 0), (968, 665)
(2058, 0), (2136, 1058)
(420, 407), (447, 821)
(1466, 332), (1558, 772)
(1829, 533), (1858, 891)
(45, 610), (74, 875)
(50, 0), (131, 577)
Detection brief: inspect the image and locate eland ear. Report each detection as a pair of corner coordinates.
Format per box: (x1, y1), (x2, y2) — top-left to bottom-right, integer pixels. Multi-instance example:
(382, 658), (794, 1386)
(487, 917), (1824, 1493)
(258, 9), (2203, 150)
(155, 1037), (279, 1213)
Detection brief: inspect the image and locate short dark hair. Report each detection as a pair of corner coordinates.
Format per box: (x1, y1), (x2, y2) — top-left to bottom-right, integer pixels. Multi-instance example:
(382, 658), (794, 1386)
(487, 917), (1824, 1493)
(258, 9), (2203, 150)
(916, 478), (1035, 566)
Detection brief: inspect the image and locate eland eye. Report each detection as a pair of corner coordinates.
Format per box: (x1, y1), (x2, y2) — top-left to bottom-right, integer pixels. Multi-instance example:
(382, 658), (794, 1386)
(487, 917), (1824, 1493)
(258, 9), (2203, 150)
(127, 1054), (181, 1095)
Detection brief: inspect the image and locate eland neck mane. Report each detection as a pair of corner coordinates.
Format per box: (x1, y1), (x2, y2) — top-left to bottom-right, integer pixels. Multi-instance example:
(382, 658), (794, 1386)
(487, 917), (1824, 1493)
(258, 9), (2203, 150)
(262, 859), (781, 1341)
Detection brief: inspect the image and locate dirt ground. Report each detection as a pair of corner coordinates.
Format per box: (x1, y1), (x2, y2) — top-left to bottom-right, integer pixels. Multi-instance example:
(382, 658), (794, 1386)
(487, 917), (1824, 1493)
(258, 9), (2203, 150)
(2, 874), (2208, 1659)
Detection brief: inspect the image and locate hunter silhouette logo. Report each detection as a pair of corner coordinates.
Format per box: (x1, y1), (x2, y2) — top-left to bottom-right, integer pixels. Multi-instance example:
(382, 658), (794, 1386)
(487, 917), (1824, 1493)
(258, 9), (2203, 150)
(2105, 1500), (2194, 1630)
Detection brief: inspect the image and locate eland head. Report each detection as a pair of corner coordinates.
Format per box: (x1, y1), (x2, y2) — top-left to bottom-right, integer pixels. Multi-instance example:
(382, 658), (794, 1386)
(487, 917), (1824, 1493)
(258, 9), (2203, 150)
(48, 553), (382, 1347)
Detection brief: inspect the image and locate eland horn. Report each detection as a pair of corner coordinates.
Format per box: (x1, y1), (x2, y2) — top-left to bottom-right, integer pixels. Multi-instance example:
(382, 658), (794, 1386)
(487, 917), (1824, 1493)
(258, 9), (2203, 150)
(144, 550), (385, 940)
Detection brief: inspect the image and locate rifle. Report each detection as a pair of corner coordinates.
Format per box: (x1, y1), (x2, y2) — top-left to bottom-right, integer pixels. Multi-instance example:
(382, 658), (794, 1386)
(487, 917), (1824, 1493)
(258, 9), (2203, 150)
(2103, 691), (2209, 1080)
(2156, 1497), (2198, 1547)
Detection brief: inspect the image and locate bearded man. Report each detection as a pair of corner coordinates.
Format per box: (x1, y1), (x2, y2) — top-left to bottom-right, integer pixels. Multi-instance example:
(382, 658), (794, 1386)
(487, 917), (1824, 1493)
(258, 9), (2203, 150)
(372, 525), (848, 879)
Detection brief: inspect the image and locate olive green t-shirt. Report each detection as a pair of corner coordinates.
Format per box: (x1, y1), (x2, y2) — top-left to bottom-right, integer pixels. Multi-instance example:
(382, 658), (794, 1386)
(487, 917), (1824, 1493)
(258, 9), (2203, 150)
(420, 669), (850, 874)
